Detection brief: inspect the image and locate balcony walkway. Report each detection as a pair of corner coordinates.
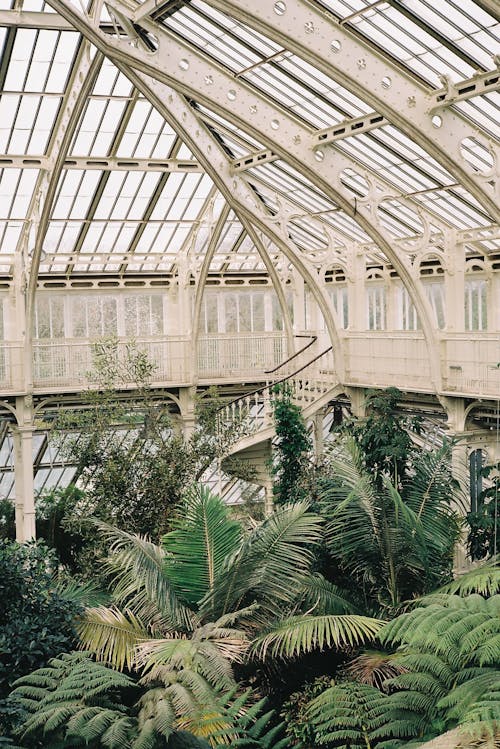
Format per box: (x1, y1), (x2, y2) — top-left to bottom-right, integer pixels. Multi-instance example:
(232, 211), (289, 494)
(0, 331), (497, 402)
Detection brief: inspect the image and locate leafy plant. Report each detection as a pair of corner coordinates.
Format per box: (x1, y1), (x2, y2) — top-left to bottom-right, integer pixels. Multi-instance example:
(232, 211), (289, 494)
(49, 343), (250, 547)
(319, 437), (463, 610)
(75, 488), (380, 739)
(306, 681), (392, 748)
(332, 388), (420, 488)
(378, 593), (500, 746)
(0, 541), (80, 699)
(271, 383), (312, 506)
(466, 463), (500, 561)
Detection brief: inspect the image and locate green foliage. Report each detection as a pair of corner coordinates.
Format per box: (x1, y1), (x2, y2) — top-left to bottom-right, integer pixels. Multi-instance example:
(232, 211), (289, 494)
(35, 486), (87, 567)
(9, 653), (289, 748)
(320, 437), (462, 609)
(291, 594), (500, 748)
(72, 490), (379, 743)
(307, 681), (392, 748)
(466, 464), (500, 561)
(377, 594), (500, 745)
(49, 344), (247, 549)
(0, 499), (15, 540)
(10, 652), (137, 748)
(163, 484), (242, 607)
(281, 676), (334, 748)
(334, 388), (420, 487)
(435, 557), (500, 597)
(0, 541), (80, 699)
(271, 383), (312, 506)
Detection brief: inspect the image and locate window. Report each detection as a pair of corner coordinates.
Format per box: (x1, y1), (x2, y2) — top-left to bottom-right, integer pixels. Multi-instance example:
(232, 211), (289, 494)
(124, 295), (163, 337)
(367, 285), (386, 330)
(397, 286), (419, 331)
(71, 295), (117, 338)
(34, 297), (64, 339)
(425, 281), (446, 329)
(465, 278), (487, 331)
(329, 285), (348, 329)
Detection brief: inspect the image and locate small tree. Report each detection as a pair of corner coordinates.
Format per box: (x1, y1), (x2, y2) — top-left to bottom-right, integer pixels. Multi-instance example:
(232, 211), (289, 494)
(271, 383), (313, 506)
(334, 387), (420, 488)
(49, 341), (247, 549)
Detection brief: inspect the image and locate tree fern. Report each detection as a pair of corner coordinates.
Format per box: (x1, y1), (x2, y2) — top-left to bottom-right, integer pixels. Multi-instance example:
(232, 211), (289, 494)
(10, 652), (138, 748)
(307, 681), (392, 748)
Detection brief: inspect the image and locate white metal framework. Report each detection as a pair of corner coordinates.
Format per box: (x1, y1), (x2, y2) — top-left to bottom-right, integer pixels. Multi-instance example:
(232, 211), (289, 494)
(0, 0), (499, 539)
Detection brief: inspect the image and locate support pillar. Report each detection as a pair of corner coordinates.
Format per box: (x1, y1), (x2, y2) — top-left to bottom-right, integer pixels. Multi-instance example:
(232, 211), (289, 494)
(263, 476), (273, 517)
(345, 386), (367, 419)
(178, 386), (197, 439)
(11, 398), (36, 541)
(313, 409), (324, 462)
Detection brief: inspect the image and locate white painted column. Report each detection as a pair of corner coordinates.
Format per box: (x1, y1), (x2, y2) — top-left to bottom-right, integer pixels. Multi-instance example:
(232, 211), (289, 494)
(11, 398), (36, 541)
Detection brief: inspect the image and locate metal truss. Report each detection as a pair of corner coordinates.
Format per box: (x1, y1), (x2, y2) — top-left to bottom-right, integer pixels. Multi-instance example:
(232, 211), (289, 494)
(41, 0), (478, 248)
(35, 0), (453, 386)
(0, 155), (203, 172)
(196, 0), (500, 221)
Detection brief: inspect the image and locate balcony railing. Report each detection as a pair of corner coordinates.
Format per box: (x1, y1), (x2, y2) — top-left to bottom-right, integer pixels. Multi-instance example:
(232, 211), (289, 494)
(0, 332), (495, 400)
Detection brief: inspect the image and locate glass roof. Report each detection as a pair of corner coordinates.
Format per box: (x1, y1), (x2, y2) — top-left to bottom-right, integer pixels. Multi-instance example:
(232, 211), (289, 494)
(0, 0), (496, 278)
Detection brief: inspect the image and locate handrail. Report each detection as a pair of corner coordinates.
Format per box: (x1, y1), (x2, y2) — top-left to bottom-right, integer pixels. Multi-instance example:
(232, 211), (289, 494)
(264, 334), (317, 374)
(217, 344), (333, 414)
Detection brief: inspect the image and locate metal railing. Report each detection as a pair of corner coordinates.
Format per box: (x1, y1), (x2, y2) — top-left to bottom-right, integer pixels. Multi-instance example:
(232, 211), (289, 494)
(216, 345), (336, 446)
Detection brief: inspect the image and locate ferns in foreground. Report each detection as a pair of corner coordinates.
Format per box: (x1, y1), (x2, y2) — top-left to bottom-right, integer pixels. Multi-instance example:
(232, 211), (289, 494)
(8, 652), (289, 749)
(297, 594), (500, 749)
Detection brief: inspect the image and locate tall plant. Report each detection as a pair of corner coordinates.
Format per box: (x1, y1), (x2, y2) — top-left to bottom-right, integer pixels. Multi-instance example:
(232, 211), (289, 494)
(74, 487), (382, 739)
(271, 383), (312, 506)
(319, 437), (463, 610)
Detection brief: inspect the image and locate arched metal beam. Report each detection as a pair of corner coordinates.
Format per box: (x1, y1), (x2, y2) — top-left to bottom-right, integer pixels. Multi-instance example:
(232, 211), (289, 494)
(171, 0), (500, 221)
(43, 0), (447, 388)
(113, 65), (348, 379)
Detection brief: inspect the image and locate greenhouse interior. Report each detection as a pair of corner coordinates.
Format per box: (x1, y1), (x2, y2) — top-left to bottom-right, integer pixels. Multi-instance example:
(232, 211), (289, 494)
(0, 0), (499, 746)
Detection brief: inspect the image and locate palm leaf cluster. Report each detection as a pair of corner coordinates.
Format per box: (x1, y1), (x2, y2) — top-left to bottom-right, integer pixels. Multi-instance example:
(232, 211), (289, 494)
(71, 487), (381, 744)
(320, 438), (463, 609)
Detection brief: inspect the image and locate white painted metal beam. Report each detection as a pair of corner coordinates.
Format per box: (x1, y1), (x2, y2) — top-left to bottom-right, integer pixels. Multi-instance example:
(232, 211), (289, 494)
(200, 0), (500, 221)
(0, 155), (203, 171)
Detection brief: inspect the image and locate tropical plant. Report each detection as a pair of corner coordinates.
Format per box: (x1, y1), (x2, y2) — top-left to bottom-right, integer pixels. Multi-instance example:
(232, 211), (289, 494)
(295, 592), (500, 749)
(466, 463), (500, 561)
(378, 592), (500, 746)
(306, 681), (393, 748)
(332, 388), (420, 488)
(49, 340), (250, 546)
(76, 487), (382, 739)
(319, 437), (464, 610)
(271, 383), (312, 506)
(9, 651), (292, 748)
(0, 541), (80, 699)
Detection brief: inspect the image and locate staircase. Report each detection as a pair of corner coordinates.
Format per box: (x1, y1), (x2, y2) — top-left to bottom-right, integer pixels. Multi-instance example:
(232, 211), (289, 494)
(217, 343), (339, 459)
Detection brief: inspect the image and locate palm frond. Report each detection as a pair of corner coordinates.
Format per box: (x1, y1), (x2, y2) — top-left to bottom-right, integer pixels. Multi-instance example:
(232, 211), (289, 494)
(96, 521), (193, 631)
(204, 501), (323, 620)
(296, 572), (360, 615)
(77, 606), (150, 671)
(251, 613), (383, 659)
(163, 485), (242, 608)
